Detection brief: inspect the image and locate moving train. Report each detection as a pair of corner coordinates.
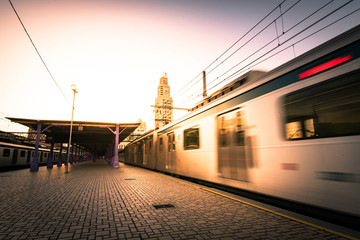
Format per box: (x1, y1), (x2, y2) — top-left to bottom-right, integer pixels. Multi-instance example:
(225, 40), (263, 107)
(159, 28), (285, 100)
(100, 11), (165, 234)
(124, 25), (360, 223)
(0, 141), (60, 169)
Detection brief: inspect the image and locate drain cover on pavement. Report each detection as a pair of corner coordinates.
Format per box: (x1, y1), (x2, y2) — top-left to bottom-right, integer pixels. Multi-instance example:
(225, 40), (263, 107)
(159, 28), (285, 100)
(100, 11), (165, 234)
(153, 204), (175, 209)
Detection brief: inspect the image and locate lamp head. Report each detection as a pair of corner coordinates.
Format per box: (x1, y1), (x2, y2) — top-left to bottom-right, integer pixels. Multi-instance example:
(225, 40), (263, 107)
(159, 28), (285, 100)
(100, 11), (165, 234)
(70, 84), (78, 93)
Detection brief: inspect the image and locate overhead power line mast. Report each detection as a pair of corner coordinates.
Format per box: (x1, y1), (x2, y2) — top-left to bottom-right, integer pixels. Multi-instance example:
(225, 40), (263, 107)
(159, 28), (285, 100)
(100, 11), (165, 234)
(203, 71), (207, 98)
(150, 105), (191, 111)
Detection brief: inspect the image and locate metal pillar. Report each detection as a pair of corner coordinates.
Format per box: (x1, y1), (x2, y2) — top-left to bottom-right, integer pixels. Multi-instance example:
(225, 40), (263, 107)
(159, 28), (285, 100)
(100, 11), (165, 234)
(30, 122), (41, 172)
(65, 84), (77, 174)
(57, 143), (63, 167)
(65, 145), (69, 166)
(112, 124), (120, 168)
(70, 145), (74, 165)
(47, 141), (54, 169)
(74, 146), (78, 163)
(202, 71), (207, 97)
(78, 148), (81, 162)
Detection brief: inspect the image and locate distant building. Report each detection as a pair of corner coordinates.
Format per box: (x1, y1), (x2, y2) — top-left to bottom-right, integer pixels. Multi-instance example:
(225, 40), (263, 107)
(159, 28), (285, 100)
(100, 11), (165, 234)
(118, 119), (146, 150)
(135, 118), (147, 136)
(154, 73), (173, 129)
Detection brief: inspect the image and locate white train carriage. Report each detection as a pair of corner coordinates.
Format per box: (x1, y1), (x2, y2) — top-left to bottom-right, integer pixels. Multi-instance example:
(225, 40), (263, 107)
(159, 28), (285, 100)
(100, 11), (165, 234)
(0, 142), (60, 168)
(125, 25), (360, 218)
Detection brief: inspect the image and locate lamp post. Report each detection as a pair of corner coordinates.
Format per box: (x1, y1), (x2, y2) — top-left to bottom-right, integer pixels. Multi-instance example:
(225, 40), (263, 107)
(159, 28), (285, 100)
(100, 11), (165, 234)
(65, 84), (78, 174)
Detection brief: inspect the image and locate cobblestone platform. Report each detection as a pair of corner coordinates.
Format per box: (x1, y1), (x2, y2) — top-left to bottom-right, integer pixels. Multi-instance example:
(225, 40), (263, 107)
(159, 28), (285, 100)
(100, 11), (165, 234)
(0, 160), (358, 240)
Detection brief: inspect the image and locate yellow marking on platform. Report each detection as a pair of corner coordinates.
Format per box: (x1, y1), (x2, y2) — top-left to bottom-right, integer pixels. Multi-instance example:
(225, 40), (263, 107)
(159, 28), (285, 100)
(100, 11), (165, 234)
(161, 174), (358, 240)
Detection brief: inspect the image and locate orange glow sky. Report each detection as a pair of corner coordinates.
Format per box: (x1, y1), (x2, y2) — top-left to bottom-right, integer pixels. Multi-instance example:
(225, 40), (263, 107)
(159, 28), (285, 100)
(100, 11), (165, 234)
(0, 0), (359, 130)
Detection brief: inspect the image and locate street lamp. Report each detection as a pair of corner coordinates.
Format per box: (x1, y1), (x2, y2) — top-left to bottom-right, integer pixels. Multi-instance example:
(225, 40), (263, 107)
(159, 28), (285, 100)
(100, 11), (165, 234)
(65, 84), (78, 174)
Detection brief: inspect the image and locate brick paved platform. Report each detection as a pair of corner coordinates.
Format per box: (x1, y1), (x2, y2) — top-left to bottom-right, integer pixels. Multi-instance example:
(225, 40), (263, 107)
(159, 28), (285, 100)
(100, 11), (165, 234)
(0, 160), (358, 240)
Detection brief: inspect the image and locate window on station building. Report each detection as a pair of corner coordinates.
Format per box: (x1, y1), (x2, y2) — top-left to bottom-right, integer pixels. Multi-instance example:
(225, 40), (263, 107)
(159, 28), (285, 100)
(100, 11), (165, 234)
(184, 127), (200, 150)
(284, 71), (360, 140)
(3, 149), (10, 157)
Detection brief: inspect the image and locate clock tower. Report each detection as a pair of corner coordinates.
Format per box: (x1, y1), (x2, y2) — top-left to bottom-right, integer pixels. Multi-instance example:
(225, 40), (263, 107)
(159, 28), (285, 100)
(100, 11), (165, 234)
(155, 73), (173, 129)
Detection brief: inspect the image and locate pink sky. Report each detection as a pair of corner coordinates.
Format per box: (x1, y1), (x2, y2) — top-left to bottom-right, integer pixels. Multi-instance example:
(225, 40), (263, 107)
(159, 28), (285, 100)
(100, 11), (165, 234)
(0, 0), (359, 130)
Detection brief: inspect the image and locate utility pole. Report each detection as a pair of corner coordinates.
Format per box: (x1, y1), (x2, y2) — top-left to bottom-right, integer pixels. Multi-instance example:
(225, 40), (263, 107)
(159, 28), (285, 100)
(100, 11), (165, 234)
(203, 71), (207, 98)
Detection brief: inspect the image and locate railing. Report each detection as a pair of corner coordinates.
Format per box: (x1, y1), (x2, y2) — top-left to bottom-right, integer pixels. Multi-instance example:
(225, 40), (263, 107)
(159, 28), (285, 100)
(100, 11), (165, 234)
(0, 131), (47, 143)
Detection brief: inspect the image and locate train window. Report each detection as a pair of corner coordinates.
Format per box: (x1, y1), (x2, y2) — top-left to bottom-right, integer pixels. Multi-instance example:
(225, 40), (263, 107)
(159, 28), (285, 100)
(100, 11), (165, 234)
(159, 137), (163, 152)
(172, 136), (176, 151)
(149, 140), (152, 154)
(184, 127), (200, 150)
(168, 135), (171, 152)
(218, 116), (229, 147)
(3, 149), (10, 157)
(235, 111), (245, 146)
(167, 133), (175, 151)
(284, 71), (360, 140)
(20, 150), (26, 157)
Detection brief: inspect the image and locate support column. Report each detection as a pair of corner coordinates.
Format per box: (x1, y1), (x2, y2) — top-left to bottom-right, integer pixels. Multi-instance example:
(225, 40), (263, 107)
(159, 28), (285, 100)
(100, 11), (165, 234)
(47, 141), (54, 169)
(65, 144), (69, 166)
(70, 145), (74, 165)
(112, 124), (120, 168)
(74, 146), (78, 163)
(76, 146), (80, 163)
(80, 149), (83, 162)
(30, 122), (41, 172)
(78, 148), (81, 162)
(57, 143), (63, 167)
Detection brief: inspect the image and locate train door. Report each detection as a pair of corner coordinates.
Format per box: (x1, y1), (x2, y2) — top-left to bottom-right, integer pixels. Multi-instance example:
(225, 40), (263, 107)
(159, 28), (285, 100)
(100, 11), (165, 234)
(166, 132), (175, 170)
(217, 109), (248, 181)
(12, 149), (18, 164)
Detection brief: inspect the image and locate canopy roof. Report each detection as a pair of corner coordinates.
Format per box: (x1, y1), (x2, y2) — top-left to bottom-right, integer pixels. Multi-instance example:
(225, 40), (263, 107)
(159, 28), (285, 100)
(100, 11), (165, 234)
(6, 117), (140, 155)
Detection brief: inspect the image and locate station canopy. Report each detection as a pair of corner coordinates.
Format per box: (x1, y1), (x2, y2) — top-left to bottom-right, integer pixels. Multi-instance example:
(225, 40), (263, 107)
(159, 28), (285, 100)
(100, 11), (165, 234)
(6, 117), (140, 155)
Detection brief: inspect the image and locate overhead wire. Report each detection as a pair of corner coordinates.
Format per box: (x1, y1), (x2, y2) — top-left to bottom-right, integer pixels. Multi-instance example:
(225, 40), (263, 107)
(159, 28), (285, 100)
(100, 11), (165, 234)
(172, 0), (288, 99)
(176, 0), (357, 107)
(8, 0), (70, 104)
(205, 0), (340, 93)
(206, 0), (355, 94)
(231, 6), (360, 80)
(205, 0), (301, 79)
(204, 0), (303, 90)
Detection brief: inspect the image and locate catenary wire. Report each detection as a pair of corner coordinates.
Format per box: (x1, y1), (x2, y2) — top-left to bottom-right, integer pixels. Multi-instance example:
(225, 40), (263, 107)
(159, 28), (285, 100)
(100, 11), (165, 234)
(228, 6), (360, 82)
(204, 0), (338, 92)
(206, 0), (355, 94)
(177, 0), (357, 106)
(8, 0), (70, 104)
(204, 0), (304, 89)
(172, 0), (288, 99)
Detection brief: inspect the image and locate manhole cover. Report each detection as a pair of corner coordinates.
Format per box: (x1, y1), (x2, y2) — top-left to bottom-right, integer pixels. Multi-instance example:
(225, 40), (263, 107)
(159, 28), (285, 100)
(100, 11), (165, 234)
(153, 204), (175, 209)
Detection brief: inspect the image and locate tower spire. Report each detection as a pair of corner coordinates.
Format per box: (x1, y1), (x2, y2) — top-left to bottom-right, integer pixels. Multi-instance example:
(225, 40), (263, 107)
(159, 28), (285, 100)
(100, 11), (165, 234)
(154, 73), (173, 129)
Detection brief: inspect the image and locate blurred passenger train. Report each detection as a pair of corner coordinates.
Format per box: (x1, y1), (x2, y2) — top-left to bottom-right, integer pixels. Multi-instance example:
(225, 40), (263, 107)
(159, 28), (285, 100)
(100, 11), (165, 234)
(0, 141), (60, 169)
(125, 25), (360, 224)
